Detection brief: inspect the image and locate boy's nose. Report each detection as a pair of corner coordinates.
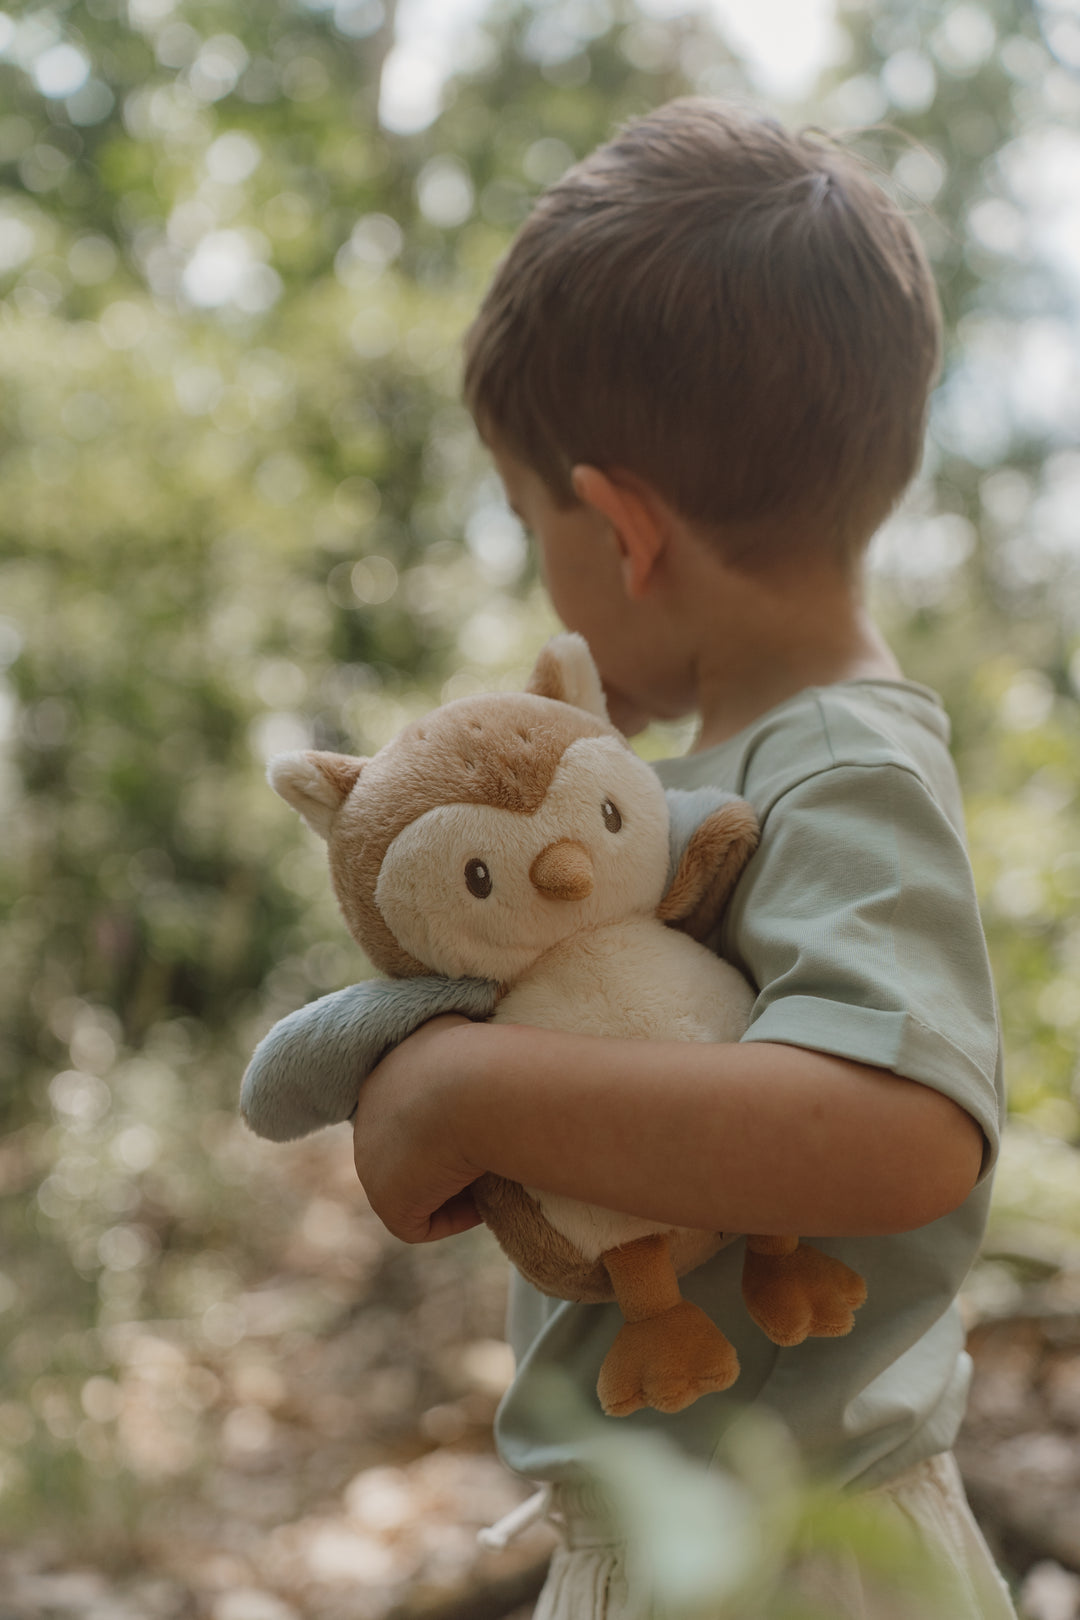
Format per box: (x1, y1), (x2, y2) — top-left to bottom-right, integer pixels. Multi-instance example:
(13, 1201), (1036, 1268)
(530, 839), (594, 901)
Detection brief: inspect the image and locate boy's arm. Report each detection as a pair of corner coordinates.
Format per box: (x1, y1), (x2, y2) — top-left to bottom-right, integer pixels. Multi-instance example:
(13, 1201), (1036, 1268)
(351, 1015), (985, 1246)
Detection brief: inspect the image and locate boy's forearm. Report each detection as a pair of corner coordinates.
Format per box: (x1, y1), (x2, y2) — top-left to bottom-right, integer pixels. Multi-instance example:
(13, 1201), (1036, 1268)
(448, 1023), (984, 1237)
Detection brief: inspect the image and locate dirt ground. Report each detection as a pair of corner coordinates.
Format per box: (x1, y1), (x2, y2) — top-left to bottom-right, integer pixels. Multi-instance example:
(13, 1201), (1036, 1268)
(3, 1125), (1079, 1620)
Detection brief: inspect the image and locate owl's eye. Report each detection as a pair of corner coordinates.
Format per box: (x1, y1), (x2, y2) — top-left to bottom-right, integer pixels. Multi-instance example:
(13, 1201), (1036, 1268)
(465, 858), (493, 898)
(601, 798), (622, 833)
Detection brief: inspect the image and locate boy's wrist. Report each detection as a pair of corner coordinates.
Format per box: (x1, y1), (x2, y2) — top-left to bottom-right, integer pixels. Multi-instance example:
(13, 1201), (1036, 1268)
(442, 1018), (541, 1183)
(434, 1016), (501, 1179)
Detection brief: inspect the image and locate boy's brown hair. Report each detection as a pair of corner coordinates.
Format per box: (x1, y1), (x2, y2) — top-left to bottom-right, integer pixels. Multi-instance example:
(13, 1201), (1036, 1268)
(463, 98), (942, 556)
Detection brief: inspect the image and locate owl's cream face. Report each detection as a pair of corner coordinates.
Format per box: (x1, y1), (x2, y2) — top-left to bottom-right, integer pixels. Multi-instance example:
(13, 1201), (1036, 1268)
(373, 736), (670, 980)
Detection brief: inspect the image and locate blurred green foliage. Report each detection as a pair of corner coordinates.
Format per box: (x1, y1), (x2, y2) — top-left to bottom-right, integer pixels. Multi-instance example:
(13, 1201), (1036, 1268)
(1, 0), (1079, 1575)
(513, 1372), (969, 1618)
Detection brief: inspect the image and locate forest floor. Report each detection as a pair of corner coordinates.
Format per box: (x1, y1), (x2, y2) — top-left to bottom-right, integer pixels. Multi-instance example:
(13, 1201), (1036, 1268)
(2, 1124), (1079, 1620)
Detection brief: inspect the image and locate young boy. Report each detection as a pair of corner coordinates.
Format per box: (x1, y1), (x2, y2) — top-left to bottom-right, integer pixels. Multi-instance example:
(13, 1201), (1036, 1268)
(350, 101), (1017, 1617)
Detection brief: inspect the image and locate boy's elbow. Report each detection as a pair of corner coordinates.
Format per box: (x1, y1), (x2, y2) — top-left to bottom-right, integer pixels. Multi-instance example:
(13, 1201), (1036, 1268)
(883, 1090), (986, 1232)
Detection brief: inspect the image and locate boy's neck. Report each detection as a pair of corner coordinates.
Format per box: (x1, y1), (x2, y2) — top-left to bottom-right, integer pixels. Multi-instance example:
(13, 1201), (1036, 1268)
(676, 540), (902, 754)
(691, 615), (901, 752)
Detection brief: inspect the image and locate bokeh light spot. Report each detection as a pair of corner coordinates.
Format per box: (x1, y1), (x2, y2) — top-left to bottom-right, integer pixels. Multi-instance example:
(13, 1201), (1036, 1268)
(416, 156), (474, 228)
(32, 43), (90, 98)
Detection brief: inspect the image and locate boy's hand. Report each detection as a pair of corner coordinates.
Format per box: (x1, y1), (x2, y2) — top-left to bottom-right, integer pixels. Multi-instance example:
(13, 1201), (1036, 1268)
(352, 1014), (485, 1245)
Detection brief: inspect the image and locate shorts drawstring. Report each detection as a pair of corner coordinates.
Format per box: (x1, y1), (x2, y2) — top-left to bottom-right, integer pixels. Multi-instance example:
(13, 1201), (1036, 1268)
(477, 1483), (556, 1550)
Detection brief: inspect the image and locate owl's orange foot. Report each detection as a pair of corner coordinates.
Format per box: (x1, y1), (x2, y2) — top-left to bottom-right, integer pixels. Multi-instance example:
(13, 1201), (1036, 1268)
(742, 1241), (867, 1347)
(597, 1299), (740, 1417)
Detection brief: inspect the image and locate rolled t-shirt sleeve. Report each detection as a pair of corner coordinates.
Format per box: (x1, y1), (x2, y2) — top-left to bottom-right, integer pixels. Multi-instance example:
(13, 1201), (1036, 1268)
(724, 762), (1003, 1178)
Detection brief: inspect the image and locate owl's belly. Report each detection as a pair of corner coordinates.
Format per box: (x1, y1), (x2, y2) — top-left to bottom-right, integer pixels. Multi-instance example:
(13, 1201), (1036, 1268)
(494, 915), (754, 1045)
(488, 919), (753, 1271)
(525, 1191), (715, 1266)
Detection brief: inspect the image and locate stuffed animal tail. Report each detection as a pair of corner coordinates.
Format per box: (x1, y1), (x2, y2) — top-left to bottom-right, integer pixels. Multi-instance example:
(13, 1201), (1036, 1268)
(240, 975), (499, 1142)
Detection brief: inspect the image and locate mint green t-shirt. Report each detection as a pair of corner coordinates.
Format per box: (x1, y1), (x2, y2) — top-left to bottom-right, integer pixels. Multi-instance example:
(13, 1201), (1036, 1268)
(494, 680), (1004, 1494)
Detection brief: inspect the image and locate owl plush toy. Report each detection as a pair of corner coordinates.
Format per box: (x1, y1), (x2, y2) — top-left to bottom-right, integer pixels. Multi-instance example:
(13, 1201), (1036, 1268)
(242, 635), (866, 1417)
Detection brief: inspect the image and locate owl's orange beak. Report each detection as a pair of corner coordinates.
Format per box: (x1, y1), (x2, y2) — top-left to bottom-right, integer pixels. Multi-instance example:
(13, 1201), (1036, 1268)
(529, 839), (594, 901)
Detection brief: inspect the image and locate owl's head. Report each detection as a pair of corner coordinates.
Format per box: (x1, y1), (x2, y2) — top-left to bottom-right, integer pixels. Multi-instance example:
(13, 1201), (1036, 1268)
(269, 636), (755, 983)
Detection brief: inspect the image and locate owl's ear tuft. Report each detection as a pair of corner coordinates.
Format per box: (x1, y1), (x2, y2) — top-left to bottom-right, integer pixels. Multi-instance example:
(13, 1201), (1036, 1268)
(526, 633), (609, 720)
(658, 798), (759, 942)
(268, 751), (368, 840)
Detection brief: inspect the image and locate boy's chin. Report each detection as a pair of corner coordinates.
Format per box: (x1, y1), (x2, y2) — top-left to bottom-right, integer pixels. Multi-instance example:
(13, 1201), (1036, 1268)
(601, 682), (654, 739)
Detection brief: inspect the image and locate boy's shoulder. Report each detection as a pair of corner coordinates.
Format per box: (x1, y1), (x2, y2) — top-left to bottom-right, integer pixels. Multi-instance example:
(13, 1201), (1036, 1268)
(654, 678), (959, 828)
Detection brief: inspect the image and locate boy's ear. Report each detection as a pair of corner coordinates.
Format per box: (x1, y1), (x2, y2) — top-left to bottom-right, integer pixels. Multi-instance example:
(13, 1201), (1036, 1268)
(526, 633), (609, 720)
(571, 465), (665, 600)
(268, 750), (368, 840)
(658, 799), (759, 942)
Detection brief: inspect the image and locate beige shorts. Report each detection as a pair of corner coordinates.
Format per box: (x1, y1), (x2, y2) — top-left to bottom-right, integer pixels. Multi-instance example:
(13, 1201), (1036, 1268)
(534, 1451), (1018, 1620)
